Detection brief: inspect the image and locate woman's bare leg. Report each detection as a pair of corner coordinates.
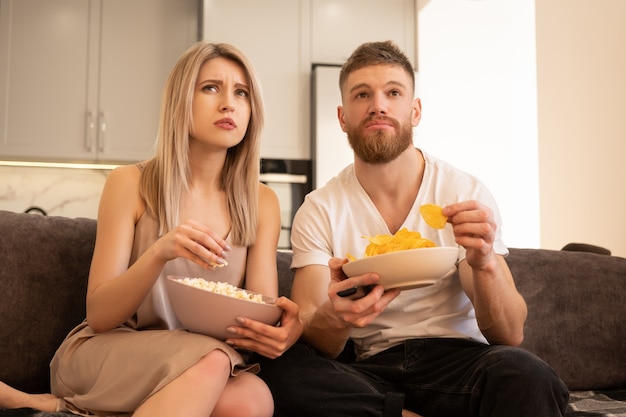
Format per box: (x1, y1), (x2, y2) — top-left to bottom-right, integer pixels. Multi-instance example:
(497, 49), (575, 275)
(211, 371), (273, 417)
(0, 381), (59, 411)
(132, 350), (230, 417)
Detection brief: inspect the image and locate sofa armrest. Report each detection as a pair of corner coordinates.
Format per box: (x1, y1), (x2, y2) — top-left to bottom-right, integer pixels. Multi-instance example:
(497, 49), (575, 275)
(0, 211), (96, 393)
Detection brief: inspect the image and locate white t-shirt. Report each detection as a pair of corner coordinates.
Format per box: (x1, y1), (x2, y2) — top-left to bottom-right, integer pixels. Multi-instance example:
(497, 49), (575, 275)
(291, 150), (509, 360)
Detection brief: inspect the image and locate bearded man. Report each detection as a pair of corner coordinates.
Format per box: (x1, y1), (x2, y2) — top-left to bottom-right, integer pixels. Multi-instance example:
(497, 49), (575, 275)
(254, 40), (569, 417)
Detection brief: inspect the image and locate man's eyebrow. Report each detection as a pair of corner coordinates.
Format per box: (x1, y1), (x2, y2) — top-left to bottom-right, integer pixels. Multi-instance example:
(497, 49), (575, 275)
(348, 82), (370, 94)
(383, 80), (408, 90)
(348, 80), (407, 94)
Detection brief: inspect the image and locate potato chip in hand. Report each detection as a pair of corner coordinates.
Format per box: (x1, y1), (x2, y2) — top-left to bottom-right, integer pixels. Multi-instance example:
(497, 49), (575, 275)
(420, 204), (448, 229)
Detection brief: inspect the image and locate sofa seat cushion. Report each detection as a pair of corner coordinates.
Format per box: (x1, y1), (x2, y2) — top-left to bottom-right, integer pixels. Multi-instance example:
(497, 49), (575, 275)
(508, 248), (626, 391)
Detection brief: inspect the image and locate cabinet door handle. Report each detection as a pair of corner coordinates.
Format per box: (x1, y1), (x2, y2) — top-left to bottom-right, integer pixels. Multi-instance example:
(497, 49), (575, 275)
(85, 111), (96, 152)
(98, 111), (107, 153)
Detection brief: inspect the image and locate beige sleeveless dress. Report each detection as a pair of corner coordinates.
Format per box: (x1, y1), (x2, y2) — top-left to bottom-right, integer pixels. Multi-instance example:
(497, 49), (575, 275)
(50, 212), (255, 416)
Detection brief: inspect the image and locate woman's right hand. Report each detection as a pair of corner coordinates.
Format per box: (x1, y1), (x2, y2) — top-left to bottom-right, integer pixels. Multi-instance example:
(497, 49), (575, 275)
(224, 296), (303, 359)
(155, 219), (232, 270)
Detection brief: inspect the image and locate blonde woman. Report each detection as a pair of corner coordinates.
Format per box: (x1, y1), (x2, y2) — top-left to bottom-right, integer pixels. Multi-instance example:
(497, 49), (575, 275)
(0, 42), (302, 416)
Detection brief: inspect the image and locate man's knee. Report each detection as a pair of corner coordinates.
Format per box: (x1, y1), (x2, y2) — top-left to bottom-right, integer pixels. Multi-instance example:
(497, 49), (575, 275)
(482, 346), (568, 401)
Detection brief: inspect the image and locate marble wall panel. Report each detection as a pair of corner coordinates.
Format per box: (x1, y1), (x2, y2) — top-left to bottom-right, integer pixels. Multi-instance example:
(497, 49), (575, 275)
(0, 166), (109, 219)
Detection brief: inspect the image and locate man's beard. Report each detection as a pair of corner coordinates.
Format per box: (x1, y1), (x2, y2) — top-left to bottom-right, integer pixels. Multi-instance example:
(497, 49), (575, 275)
(346, 116), (413, 164)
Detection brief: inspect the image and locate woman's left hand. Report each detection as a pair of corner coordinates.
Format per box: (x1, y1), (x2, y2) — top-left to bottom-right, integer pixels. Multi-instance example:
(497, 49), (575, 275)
(224, 296), (303, 359)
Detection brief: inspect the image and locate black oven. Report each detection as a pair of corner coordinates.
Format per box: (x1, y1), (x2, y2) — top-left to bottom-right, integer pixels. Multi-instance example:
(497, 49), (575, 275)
(260, 159), (312, 250)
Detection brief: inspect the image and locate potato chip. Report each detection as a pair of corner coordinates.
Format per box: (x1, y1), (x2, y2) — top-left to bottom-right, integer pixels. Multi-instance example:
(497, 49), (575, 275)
(420, 204), (448, 229)
(361, 227), (436, 258)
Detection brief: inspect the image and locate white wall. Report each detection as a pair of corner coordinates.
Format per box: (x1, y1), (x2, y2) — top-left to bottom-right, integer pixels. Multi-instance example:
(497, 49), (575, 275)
(417, 0), (626, 258)
(415, 0), (540, 249)
(536, 0), (626, 257)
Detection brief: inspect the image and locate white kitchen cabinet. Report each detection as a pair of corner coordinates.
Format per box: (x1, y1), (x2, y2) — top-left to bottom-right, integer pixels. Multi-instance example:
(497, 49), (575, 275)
(0, 0), (198, 163)
(311, 0), (416, 67)
(202, 0), (416, 161)
(202, 0), (309, 160)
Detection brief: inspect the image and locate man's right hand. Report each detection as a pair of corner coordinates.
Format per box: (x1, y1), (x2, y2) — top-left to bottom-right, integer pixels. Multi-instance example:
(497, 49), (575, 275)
(326, 257), (400, 329)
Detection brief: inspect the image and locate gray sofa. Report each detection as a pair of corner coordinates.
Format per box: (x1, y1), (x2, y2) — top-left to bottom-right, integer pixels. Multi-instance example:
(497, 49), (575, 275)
(0, 210), (624, 416)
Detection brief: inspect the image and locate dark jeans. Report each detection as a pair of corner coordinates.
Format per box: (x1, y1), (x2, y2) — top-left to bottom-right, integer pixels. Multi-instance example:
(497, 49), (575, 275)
(254, 338), (569, 417)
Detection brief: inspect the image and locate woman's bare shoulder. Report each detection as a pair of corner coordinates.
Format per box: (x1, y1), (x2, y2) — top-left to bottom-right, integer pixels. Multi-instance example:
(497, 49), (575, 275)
(106, 164), (143, 182)
(259, 181), (277, 198)
(100, 164), (145, 220)
(258, 182), (279, 209)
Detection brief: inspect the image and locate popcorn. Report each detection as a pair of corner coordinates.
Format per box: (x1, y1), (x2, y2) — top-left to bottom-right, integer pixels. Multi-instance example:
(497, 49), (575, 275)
(178, 278), (265, 304)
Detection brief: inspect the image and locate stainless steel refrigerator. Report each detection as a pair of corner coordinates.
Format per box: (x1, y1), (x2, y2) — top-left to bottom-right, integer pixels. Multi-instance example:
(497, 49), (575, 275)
(311, 64), (354, 189)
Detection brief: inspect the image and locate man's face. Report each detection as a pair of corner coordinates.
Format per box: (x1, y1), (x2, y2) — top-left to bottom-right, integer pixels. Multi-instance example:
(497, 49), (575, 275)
(338, 64), (421, 164)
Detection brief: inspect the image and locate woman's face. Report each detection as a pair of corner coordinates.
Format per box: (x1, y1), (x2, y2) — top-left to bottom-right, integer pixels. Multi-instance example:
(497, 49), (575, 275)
(189, 57), (251, 150)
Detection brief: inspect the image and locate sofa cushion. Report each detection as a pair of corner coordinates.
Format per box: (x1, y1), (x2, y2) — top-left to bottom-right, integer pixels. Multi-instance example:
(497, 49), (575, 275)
(0, 211), (96, 394)
(509, 248), (626, 390)
(276, 250), (295, 298)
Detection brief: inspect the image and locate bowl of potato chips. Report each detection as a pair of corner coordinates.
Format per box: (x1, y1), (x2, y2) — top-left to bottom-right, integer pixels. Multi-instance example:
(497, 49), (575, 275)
(341, 228), (459, 290)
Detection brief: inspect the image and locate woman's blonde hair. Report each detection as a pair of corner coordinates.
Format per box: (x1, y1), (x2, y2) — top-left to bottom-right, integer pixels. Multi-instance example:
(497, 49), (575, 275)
(140, 42), (264, 246)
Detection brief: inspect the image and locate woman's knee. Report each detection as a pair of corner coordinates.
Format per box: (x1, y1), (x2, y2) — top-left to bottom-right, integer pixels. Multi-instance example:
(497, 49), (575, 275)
(212, 372), (274, 417)
(185, 350), (231, 383)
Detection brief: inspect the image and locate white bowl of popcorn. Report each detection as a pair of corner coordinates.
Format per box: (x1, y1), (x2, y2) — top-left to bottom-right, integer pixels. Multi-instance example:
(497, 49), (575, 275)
(165, 276), (282, 341)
